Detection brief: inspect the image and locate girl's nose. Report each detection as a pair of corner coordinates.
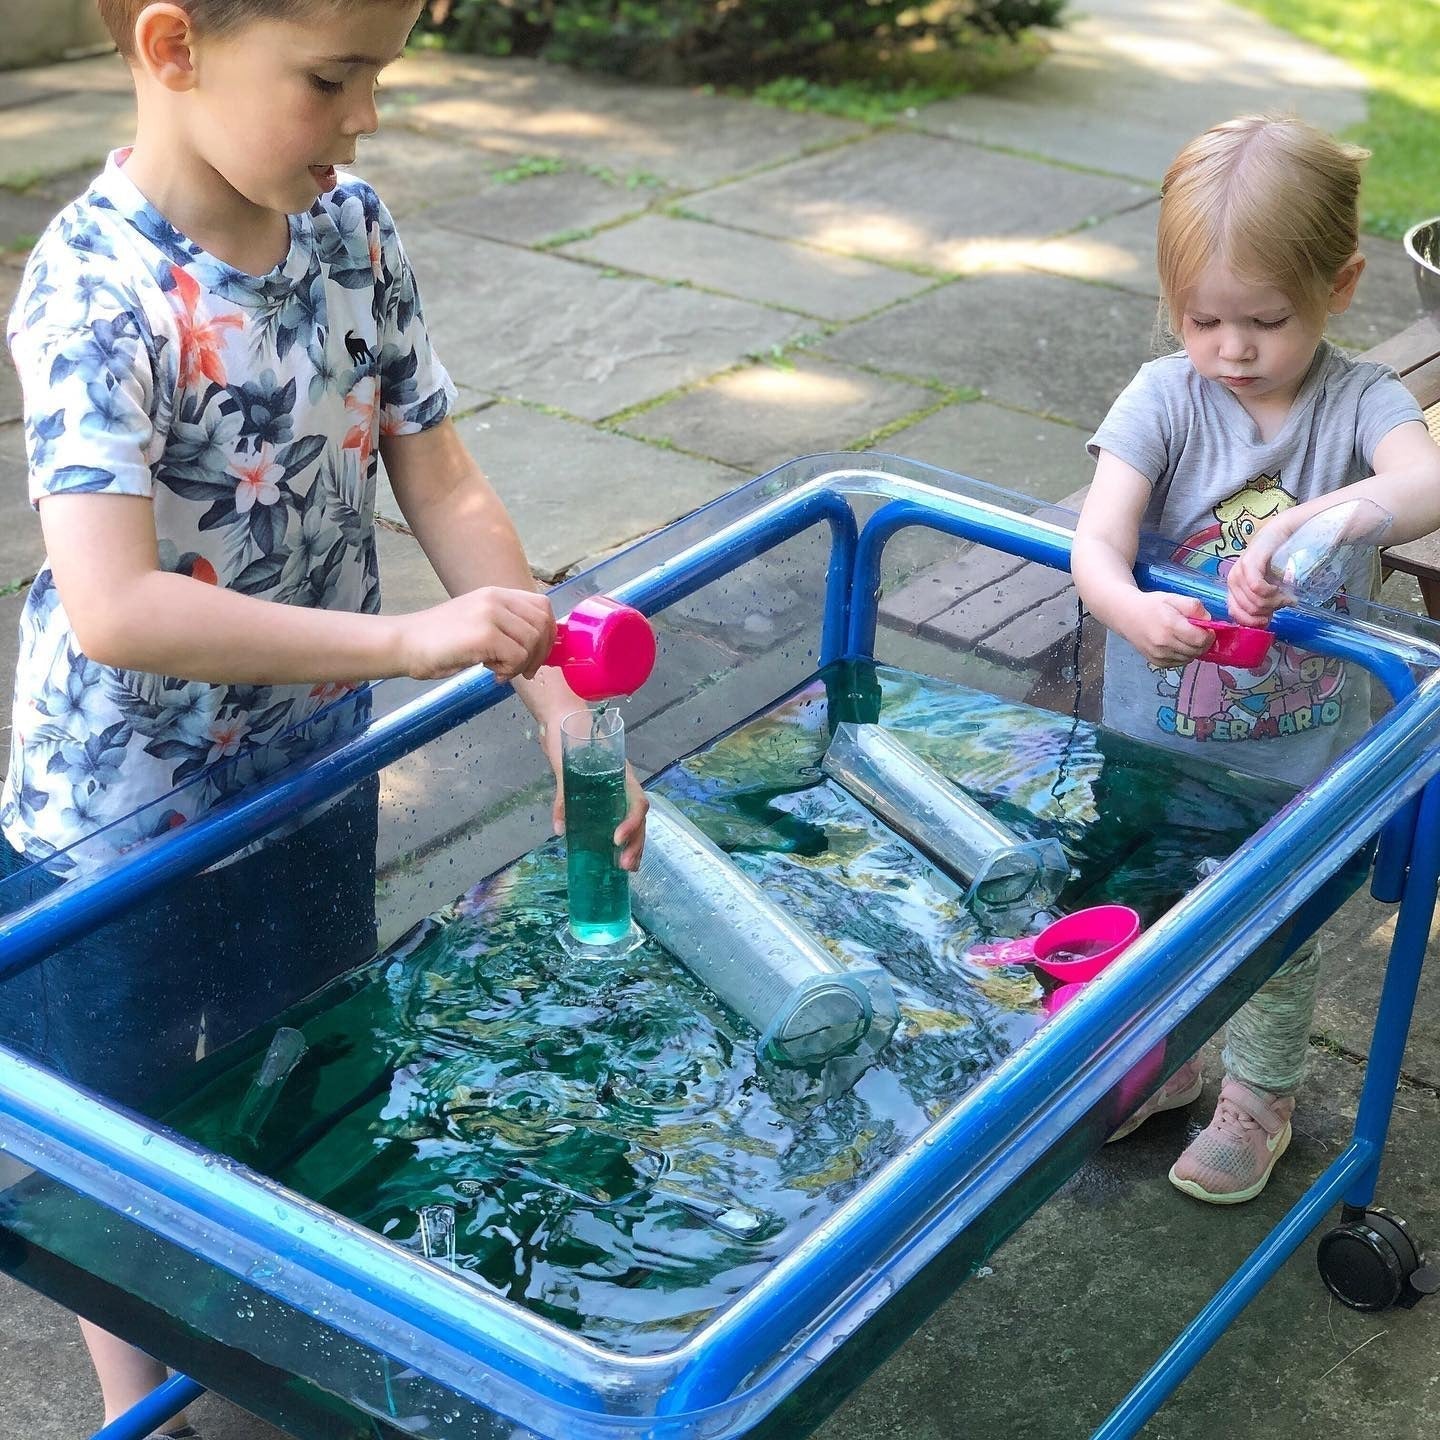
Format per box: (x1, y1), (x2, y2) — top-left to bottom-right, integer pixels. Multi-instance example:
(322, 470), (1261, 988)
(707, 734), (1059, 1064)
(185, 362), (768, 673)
(1218, 326), (1253, 362)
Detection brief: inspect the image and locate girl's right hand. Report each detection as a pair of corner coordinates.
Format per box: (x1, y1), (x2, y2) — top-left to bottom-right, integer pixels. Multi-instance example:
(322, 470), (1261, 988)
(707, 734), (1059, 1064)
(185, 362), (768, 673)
(1118, 591), (1214, 668)
(401, 586), (557, 681)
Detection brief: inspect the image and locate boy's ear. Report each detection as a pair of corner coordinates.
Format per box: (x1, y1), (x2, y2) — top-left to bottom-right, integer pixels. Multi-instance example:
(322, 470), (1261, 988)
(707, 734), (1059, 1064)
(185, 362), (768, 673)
(1328, 253), (1366, 315)
(132, 3), (200, 92)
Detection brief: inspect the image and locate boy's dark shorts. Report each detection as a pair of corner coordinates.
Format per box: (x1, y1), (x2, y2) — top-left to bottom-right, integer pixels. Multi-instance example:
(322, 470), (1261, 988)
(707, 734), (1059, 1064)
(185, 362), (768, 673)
(0, 778), (379, 1111)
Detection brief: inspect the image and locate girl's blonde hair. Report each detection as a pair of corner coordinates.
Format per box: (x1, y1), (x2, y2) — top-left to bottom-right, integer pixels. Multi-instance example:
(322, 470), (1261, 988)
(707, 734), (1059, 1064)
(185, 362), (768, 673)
(1156, 114), (1368, 329)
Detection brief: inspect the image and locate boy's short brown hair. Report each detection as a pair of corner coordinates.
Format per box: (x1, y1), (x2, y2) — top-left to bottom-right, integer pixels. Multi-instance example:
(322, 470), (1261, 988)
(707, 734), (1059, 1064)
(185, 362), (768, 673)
(98, 2), (396, 59)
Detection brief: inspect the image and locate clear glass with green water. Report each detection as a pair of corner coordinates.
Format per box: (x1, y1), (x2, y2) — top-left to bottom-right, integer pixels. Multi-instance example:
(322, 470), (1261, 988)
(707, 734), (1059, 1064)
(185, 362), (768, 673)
(561, 705), (631, 946)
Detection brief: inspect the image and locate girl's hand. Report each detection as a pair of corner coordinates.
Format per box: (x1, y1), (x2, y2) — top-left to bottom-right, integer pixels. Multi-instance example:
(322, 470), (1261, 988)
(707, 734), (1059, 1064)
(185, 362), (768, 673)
(1226, 544), (1286, 628)
(540, 723), (650, 872)
(401, 586), (556, 681)
(1118, 591), (1214, 667)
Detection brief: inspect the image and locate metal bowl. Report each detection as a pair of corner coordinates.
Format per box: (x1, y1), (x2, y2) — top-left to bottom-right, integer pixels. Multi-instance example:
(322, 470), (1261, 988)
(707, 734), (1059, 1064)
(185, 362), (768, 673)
(1404, 217), (1440, 323)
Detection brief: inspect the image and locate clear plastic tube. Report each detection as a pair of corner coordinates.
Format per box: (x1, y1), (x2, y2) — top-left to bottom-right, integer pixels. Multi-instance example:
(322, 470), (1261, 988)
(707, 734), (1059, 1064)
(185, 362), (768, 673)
(821, 723), (1069, 918)
(632, 794), (899, 1069)
(1267, 497), (1394, 607)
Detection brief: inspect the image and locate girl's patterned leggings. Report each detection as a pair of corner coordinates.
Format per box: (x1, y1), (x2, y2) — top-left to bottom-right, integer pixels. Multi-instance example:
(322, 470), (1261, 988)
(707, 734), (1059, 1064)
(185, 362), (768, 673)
(1220, 940), (1322, 1097)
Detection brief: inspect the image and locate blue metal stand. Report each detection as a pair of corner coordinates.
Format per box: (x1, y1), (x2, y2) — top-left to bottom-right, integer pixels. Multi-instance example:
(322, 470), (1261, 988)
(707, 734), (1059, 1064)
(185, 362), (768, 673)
(92, 1374), (204, 1440)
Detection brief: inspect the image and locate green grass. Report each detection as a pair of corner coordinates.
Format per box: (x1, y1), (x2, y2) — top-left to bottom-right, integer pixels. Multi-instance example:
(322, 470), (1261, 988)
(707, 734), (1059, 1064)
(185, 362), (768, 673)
(1234, 0), (1440, 239)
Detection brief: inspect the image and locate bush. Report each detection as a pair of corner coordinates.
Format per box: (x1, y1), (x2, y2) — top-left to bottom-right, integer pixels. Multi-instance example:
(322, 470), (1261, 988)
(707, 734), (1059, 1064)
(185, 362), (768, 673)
(421, 1), (1067, 85)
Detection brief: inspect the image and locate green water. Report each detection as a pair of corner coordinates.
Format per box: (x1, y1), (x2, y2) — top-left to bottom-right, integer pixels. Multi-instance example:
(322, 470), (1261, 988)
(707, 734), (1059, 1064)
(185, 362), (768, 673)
(164, 663), (1293, 1356)
(563, 750), (631, 945)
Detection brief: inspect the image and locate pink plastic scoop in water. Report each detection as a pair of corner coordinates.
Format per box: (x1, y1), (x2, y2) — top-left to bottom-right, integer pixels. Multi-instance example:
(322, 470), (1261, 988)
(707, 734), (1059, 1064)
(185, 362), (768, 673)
(970, 903), (1141, 983)
(546, 595), (657, 702)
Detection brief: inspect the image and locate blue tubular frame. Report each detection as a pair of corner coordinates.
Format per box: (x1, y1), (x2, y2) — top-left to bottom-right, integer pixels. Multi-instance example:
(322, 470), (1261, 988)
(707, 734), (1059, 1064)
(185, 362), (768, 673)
(0, 466), (1435, 1440)
(91, 1375), (205, 1440)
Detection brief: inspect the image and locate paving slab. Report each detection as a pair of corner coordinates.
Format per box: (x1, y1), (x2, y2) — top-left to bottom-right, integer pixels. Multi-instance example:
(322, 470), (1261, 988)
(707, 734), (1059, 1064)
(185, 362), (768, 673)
(447, 402), (741, 579)
(623, 357), (936, 472)
(425, 165), (662, 248)
(911, 0), (1366, 185)
(0, 418), (43, 586)
(560, 214), (933, 321)
(1311, 887), (1440, 1089)
(382, 49), (861, 189)
(400, 221), (807, 421)
(1018, 196), (1162, 297)
(814, 1046), (1440, 1440)
(824, 271), (1159, 427)
(0, 163), (96, 252)
(685, 130), (1150, 275)
(879, 397), (1094, 502)
(1330, 233), (1427, 355)
(0, 263), (21, 424)
(374, 520), (449, 613)
(339, 128), (525, 224)
(0, 85), (133, 189)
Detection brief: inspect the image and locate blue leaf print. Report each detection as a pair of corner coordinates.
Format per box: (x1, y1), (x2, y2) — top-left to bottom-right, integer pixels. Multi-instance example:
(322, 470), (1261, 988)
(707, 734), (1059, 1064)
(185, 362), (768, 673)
(27, 409), (65, 469)
(49, 464), (118, 493)
(231, 369), (296, 449)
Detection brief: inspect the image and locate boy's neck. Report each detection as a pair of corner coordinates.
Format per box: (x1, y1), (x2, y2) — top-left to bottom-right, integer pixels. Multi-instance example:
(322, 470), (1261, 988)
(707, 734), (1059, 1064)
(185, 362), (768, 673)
(120, 129), (293, 278)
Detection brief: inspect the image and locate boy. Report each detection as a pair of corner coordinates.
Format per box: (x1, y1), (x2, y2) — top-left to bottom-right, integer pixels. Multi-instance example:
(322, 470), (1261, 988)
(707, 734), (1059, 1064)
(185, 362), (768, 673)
(4, 2), (647, 1431)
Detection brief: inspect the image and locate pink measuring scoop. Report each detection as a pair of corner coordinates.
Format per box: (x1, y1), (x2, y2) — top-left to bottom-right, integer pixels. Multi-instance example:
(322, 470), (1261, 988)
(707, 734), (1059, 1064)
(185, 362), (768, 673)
(546, 595), (658, 702)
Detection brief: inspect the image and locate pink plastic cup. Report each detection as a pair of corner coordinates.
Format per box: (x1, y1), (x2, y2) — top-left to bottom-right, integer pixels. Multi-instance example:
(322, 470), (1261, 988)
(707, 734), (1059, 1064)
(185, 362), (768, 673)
(1031, 904), (1142, 983)
(546, 596), (657, 702)
(971, 903), (1141, 981)
(1191, 618), (1273, 668)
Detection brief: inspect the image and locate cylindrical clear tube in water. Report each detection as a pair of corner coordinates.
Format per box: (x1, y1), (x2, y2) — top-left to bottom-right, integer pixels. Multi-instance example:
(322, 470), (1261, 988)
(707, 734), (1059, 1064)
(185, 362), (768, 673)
(632, 793), (898, 1068)
(1267, 496), (1393, 607)
(561, 706), (631, 947)
(821, 723), (1069, 916)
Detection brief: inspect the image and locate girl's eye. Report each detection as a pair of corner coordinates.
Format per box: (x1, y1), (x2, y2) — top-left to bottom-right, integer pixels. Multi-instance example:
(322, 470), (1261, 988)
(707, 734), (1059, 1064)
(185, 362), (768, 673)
(1255, 317), (1291, 330)
(309, 75), (344, 95)
(1189, 318), (1219, 330)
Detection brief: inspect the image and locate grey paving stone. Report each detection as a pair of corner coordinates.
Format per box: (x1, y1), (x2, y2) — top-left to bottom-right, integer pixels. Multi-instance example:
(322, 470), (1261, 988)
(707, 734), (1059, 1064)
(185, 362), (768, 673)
(823, 271), (1159, 428)
(880, 397), (1095, 504)
(0, 266), (21, 425)
(0, 419), (43, 587)
(1311, 886), (1440, 1089)
(1019, 197), (1162, 298)
(814, 1047), (1440, 1440)
(426, 166), (661, 248)
(374, 520), (449, 613)
(0, 86), (133, 188)
(450, 402), (741, 579)
(339, 129), (516, 223)
(383, 49), (861, 189)
(401, 222), (807, 421)
(624, 357), (936, 472)
(912, 0), (1367, 185)
(561, 214), (933, 321)
(685, 130), (1150, 274)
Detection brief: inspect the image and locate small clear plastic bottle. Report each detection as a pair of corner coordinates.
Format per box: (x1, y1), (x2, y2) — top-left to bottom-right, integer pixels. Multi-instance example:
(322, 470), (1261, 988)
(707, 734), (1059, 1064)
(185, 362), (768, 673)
(1266, 497), (1393, 607)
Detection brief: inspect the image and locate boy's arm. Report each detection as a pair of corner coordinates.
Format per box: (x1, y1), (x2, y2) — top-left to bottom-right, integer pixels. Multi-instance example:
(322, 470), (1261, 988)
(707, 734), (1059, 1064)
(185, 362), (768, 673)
(39, 493), (554, 685)
(380, 419), (648, 868)
(1228, 420), (1440, 624)
(1072, 450), (1213, 666)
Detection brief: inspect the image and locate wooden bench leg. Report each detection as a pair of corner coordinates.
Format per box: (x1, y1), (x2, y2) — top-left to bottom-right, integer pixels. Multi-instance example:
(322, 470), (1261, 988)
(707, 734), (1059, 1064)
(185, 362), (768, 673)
(1419, 574), (1440, 623)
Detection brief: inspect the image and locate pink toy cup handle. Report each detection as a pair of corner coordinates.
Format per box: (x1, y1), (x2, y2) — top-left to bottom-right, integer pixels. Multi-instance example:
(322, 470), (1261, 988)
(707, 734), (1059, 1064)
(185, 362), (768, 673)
(970, 938), (1038, 968)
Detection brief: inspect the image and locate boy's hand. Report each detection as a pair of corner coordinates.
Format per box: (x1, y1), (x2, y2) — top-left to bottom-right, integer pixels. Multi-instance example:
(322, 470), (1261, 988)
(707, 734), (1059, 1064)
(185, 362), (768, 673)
(1118, 591), (1214, 668)
(1226, 545), (1286, 628)
(402, 586), (556, 681)
(540, 723), (650, 871)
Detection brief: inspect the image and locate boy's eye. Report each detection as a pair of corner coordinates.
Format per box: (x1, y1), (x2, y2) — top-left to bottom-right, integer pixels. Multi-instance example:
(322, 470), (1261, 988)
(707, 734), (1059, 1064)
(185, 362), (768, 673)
(309, 75), (345, 95)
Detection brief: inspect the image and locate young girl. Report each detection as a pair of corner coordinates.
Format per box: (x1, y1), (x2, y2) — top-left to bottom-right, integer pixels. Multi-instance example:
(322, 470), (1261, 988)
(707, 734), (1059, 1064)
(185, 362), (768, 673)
(1071, 113), (1440, 1205)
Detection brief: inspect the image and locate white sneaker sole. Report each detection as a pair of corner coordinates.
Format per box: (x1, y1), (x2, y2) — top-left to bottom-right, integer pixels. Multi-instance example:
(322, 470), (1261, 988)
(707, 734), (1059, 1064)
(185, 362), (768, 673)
(1168, 1121), (1292, 1205)
(1105, 1068), (1205, 1144)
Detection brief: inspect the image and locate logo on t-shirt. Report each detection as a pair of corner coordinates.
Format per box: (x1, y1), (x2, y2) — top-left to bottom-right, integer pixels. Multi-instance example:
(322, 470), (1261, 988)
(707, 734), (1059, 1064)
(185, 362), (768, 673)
(1152, 472), (1346, 745)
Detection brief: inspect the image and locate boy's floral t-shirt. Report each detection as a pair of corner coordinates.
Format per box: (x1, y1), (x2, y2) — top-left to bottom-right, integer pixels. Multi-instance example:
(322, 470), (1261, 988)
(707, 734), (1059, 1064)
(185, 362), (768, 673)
(3, 151), (455, 872)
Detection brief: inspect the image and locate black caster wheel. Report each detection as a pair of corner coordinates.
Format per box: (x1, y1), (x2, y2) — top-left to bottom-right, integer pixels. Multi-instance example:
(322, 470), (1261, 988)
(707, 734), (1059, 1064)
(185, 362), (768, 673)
(1317, 1206), (1440, 1311)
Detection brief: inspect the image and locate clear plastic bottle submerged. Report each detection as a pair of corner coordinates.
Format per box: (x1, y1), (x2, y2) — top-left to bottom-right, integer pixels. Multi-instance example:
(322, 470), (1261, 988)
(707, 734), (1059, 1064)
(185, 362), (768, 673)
(1267, 497), (1394, 607)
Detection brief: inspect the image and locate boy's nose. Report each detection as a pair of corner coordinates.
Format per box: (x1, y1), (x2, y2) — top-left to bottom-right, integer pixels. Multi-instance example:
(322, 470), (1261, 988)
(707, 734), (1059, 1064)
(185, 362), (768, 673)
(344, 92), (380, 138)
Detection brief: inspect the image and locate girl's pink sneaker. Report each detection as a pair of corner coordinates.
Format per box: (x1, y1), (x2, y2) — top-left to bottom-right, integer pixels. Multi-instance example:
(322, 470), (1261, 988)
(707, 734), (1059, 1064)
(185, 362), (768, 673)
(1168, 1077), (1294, 1205)
(1105, 1057), (1204, 1143)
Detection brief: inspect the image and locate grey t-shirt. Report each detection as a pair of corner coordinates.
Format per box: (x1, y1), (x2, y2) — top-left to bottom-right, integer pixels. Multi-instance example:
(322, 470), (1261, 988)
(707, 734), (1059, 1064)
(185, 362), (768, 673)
(1086, 342), (1421, 785)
